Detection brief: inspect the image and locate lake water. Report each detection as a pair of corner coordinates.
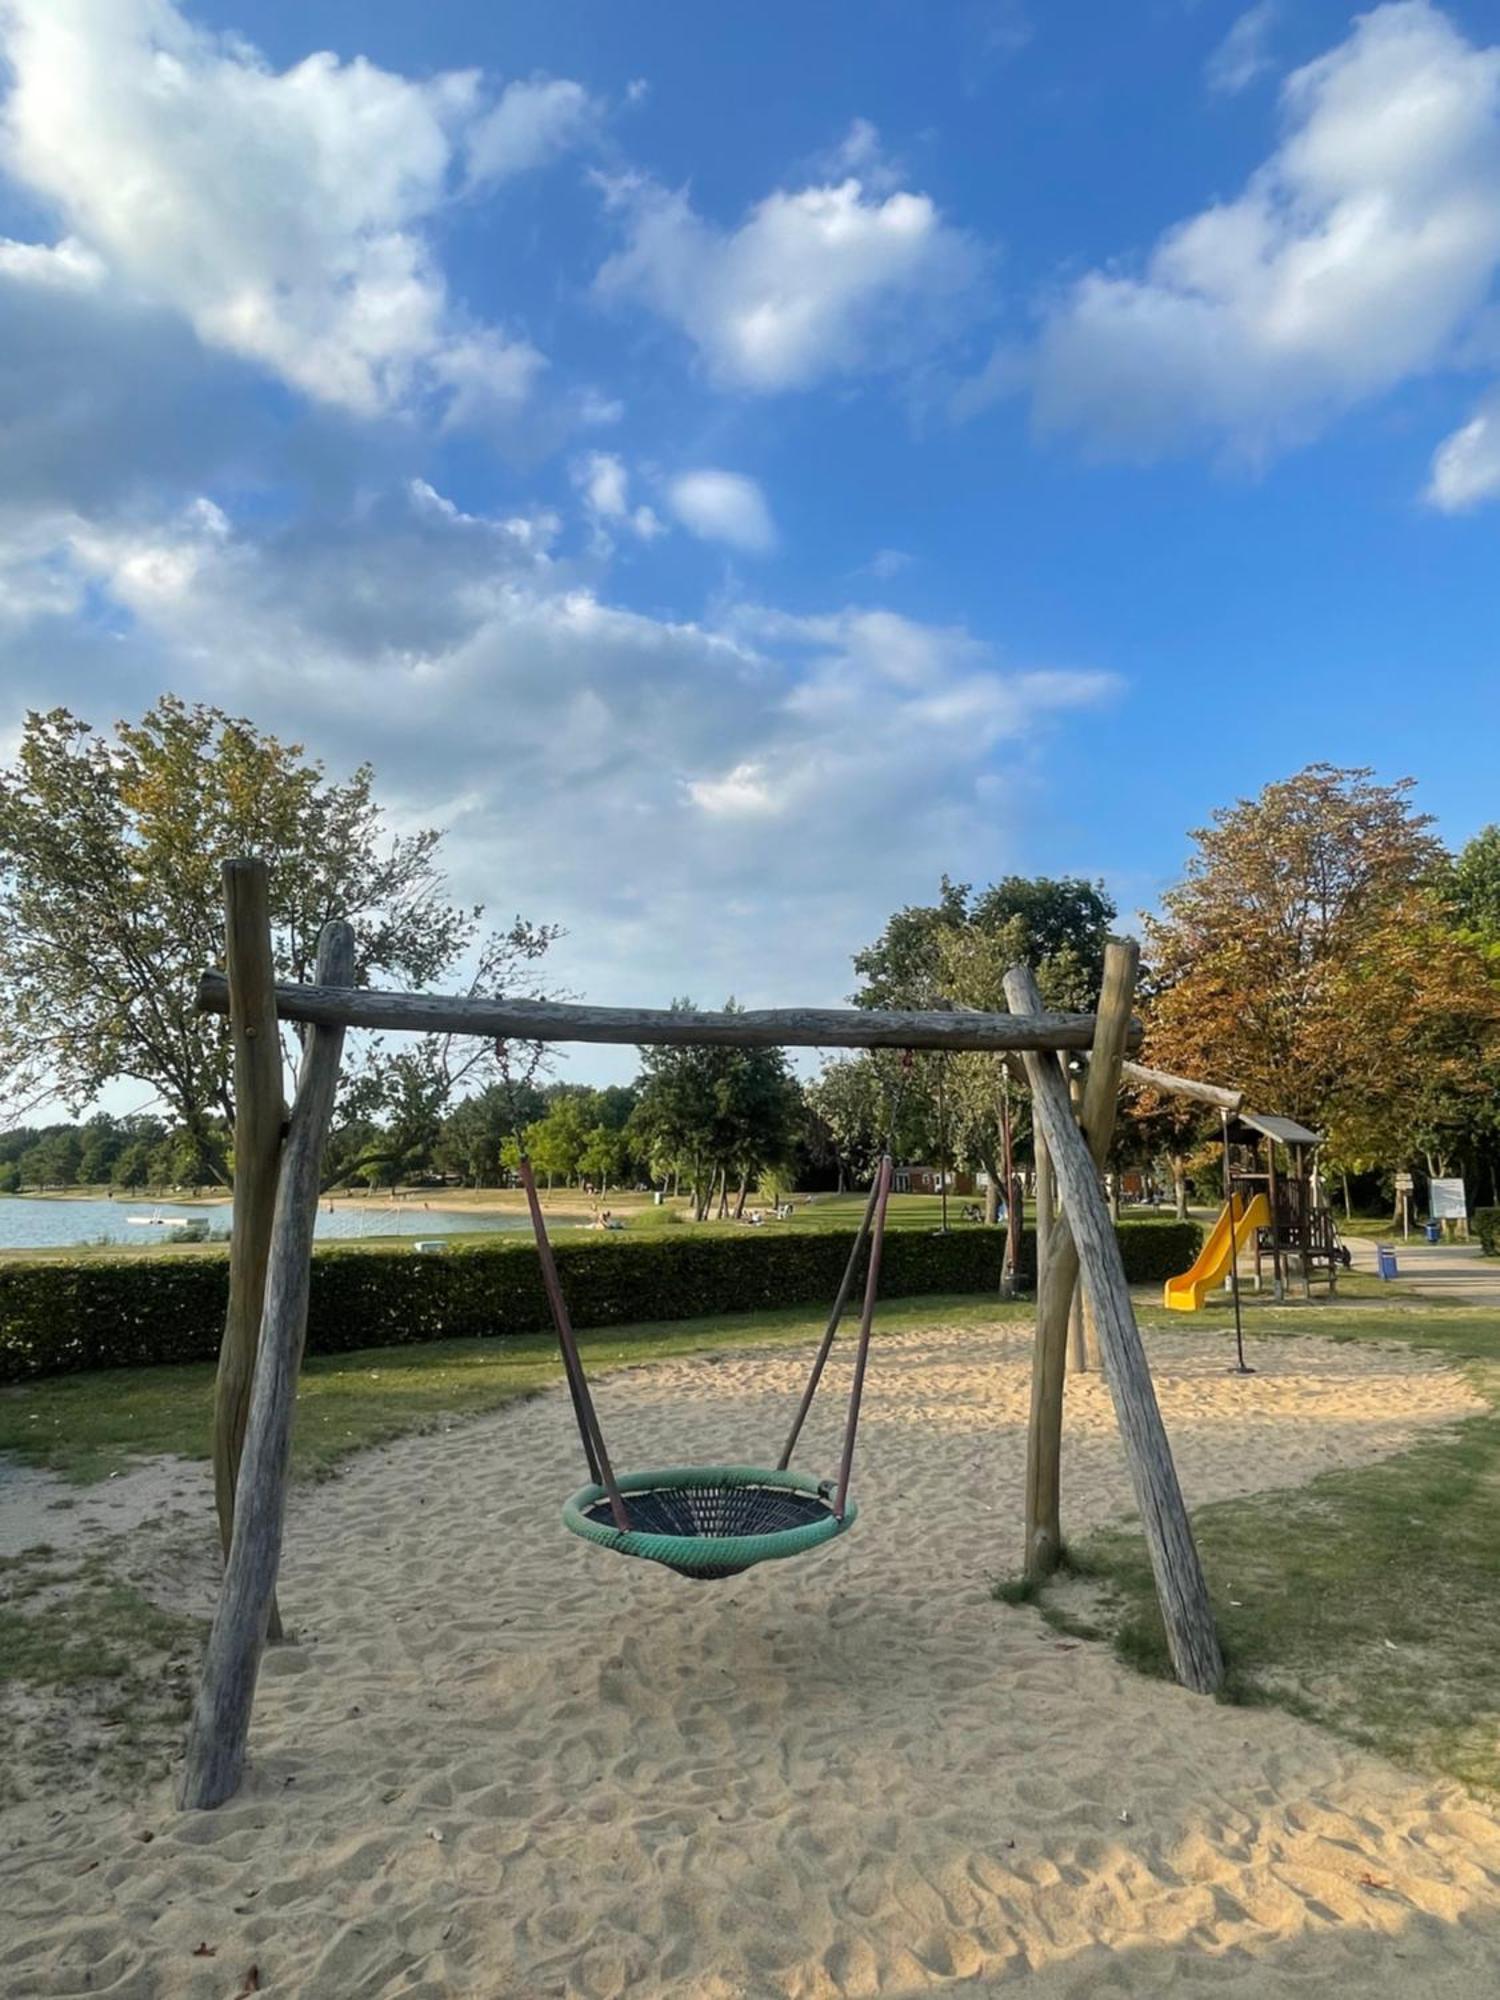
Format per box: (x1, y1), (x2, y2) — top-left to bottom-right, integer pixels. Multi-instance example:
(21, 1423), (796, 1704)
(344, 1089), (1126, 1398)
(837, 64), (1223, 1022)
(0, 1196), (531, 1253)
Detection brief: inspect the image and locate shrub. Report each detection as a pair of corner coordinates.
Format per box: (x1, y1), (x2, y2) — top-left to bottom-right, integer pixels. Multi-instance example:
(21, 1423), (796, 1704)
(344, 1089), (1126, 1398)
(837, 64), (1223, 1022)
(1475, 1207), (1500, 1257)
(0, 1218), (1202, 1383)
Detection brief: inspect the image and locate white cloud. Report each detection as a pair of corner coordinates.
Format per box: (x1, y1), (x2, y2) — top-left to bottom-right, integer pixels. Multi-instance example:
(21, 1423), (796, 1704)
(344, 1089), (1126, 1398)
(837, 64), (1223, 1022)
(1426, 390), (1500, 507)
(579, 452), (630, 520)
(1207, 3), (1279, 96)
(0, 0), (590, 419)
(0, 483), (1117, 1010)
(667, 470), (776, 552)
(1035, 2), (1500, 465)
(687, 762), (778, 816)
(596, 161), (979, 391)
(466, 77), (599, 184)
(572, 452), (665, 541)
(0, 234), (105, 289)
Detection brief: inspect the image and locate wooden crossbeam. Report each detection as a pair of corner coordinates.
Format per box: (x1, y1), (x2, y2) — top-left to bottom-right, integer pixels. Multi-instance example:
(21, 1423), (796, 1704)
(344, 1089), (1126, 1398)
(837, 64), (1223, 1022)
(196, 973), (1141, 1055)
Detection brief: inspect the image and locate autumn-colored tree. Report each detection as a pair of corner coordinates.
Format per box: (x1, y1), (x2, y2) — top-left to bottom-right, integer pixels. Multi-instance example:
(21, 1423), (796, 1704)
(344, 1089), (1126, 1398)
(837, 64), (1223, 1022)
(1143, 766), (1499, 1172)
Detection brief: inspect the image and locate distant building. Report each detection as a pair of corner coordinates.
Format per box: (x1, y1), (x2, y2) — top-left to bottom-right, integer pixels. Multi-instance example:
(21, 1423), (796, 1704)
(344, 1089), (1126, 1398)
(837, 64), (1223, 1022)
(893, 1164), (975, 1196)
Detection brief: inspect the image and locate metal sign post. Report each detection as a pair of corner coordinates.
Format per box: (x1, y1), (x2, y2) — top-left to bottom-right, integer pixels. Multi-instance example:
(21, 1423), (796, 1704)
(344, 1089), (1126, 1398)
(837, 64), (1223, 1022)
(1222, 1110), (1253, 1376)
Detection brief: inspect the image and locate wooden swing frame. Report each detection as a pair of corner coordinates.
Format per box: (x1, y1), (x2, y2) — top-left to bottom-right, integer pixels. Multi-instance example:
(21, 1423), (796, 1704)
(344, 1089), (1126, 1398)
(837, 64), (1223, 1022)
(178, 859), (1223, 1811)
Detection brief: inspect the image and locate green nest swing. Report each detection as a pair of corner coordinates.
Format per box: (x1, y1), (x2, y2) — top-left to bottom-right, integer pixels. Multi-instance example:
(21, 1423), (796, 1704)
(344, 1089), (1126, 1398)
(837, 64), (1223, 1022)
(518, 1153), (893, 1583)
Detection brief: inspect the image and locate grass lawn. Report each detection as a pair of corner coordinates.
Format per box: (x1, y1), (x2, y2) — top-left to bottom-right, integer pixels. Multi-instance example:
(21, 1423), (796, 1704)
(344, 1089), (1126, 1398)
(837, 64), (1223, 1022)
(0, 1291), (1033, 1484)
(1016, 1279), (1500, 1797)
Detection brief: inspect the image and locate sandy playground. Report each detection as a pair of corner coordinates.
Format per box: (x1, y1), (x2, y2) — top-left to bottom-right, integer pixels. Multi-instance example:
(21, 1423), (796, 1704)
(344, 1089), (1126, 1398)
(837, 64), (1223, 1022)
(5, 1318), (1500, 1998)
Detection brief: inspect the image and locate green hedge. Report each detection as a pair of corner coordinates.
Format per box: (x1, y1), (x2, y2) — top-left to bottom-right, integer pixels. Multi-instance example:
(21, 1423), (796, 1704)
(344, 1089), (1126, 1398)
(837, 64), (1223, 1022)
(0, 1219), (1202, 1383)
(1476, 1207), (1500, 1257)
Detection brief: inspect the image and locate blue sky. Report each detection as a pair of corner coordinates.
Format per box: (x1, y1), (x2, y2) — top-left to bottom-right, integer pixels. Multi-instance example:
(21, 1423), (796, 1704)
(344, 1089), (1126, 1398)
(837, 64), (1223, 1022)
(1, 0), (1497, 1053)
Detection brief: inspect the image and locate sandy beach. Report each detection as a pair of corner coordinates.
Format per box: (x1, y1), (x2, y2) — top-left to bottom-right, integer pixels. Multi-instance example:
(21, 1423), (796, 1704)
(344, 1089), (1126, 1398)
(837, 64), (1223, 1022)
(5, 1318), (1500, 1998)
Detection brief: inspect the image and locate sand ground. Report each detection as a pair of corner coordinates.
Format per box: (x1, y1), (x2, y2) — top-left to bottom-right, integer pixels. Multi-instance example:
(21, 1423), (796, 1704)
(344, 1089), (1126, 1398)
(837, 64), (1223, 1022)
(4, 1320), (1500, 1999)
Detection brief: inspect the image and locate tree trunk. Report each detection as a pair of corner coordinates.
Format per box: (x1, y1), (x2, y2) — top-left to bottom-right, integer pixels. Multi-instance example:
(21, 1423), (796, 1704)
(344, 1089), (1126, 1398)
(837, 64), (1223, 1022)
(734, 1171), (749, 1220)
(1172, 1155), (1189, 1220)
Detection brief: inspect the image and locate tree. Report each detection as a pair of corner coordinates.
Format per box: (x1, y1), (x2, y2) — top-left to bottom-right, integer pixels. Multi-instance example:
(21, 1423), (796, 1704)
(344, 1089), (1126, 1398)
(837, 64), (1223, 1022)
(852, 874), (1116, 1013)
(435, 1081), (546, 1187)
(579, 1123), (628, 1191)
(851, 874), (1117, 1223)
(630, 1006), (802, 1218)
(524, 1092), (594, 1187)
(0, 698), (558, 1177)
(1454, 826), (1500, 950)
(1143, 766), (1500, 1173)
(113, 1140), (154, 1190)
(26, 1127), (82, 1187)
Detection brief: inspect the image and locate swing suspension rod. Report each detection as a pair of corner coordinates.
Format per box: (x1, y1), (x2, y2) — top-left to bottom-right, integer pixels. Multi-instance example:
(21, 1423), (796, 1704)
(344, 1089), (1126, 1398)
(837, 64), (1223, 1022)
(780, 1050), (911, 1506)
(776, 1171), (883, 1472)
(834, 1151), (894, 1520)
(517, 1155), (632, 1532)
(514, 1048), (911, 1533)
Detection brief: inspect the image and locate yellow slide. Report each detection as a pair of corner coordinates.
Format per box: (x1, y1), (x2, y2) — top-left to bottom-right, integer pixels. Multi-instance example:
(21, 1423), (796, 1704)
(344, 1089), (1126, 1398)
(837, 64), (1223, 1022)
(1162, 1193), (1270, 1311)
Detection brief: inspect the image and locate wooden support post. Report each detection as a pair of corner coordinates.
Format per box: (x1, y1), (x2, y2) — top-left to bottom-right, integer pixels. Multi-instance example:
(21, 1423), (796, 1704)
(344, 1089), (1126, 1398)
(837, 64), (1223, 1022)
(212, 860), (286, 1641)
(1007, 961), (1223, 1695)
(1034, 1131), (1053, 1298)
(179, 920), (355, 1811)
(1021, 942), (1139, 1578)
(1265, 1137), (1284, 1299)
(1066, 1072), (1089, 1376)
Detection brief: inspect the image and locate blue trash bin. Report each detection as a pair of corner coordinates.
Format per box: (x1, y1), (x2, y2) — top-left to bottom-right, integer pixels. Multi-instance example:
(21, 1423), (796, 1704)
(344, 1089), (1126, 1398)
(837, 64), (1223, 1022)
(1424, 1220), (1442, 1244)
(1377, 1244), (1399, 1280)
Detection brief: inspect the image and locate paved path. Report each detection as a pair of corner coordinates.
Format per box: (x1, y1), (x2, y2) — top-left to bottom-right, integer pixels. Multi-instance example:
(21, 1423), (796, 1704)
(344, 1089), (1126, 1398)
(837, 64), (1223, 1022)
(1344, 1231), (1500, 1307)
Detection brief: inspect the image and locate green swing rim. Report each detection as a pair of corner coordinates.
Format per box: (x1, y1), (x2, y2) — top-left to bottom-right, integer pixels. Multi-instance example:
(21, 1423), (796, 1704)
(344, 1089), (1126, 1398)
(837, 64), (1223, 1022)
(562, 1463), (858, 1572)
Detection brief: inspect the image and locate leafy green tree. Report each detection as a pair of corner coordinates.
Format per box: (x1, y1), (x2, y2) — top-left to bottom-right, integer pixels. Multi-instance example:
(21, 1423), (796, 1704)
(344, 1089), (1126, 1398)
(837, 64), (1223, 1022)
(436, 1082), (545, 1187)
(27, 1128), (83, 1187)
(1454, 826), (1500, 950)
(518, 1093), (589, 1187)
(579, 1123), (629, 1191)
(851, 874), (1117, 1225)
(0, 697), (557, 1180)
(113, 1140), (154, 1190)
(853, 874), (1116, 1012)
(629, 1007), (801, 1217)
(805, 1058), (887, 1192)
(77, 1114), (124, 1187)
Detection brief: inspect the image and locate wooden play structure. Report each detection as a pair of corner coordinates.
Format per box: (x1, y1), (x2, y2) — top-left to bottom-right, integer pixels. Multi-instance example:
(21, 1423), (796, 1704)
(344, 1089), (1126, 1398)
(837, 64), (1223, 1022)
(1160, 1108), (1335, 1309)
(178, 861), (1225, 1811)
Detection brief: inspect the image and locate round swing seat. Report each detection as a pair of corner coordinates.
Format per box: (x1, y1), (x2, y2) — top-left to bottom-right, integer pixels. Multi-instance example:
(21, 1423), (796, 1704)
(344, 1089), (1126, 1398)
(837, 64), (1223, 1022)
(562, 1464), (857, 1581)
